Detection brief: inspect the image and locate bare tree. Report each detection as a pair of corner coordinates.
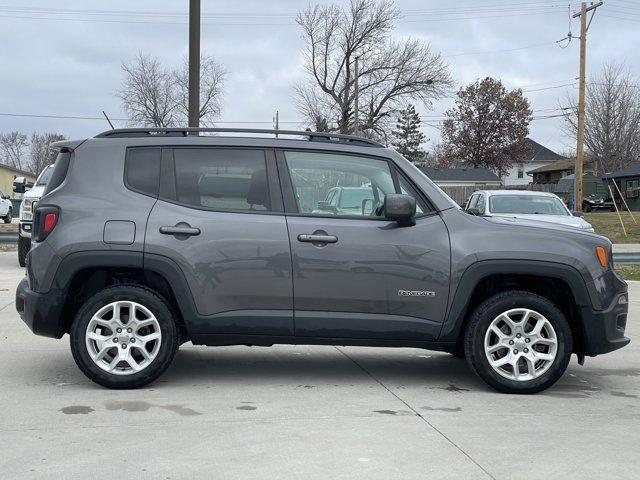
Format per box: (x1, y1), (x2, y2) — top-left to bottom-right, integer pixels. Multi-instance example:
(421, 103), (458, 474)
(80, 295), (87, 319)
(0, 131), (29, 171)
(118, 53), (177, 127)
(118, 52), (226, 127)
(563, 63), (640, 173)
(174, 55), (227, 127)
(295, 0), (451, 141)
(29, 133), (66, 175)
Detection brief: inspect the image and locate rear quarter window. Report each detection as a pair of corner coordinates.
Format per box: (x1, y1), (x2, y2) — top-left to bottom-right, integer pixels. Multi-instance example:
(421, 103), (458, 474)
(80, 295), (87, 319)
(125, 147), (161, 197)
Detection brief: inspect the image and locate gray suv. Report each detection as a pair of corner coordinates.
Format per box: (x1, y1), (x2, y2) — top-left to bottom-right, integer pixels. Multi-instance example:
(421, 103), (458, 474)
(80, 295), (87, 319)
(15, 128), (629, 393)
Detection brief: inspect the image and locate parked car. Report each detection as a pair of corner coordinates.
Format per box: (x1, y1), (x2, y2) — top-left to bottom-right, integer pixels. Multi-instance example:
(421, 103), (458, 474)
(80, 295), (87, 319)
(13, 165), (54, 267)
(582, 193), (614, 212)
(313, 186), (376, 216)
(0, 190), (13, 223)
(464, 190), (595, 232)
(16, 128), (629, 393)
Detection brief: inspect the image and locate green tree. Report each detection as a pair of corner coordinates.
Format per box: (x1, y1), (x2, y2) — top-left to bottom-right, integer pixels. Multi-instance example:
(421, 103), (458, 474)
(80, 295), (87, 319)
(392, 105), (426, 162)
(441, 77), (532, 176)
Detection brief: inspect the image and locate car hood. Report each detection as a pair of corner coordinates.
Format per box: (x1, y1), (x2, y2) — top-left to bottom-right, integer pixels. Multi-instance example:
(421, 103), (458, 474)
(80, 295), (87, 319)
(487, 213), (591, 231)
(22, 185), (46, 200)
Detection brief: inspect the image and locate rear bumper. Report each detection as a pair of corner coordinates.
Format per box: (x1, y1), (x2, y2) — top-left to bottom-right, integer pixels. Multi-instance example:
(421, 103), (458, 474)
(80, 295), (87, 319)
(580, 289), (630, 356)
(15, 277), (65, 339)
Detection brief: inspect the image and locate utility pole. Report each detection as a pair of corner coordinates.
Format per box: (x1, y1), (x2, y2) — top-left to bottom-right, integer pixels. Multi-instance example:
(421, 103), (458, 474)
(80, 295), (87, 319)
(572, 1), (603, 211)
(188, 0), (201, 131)
(353, 56), (359, 134)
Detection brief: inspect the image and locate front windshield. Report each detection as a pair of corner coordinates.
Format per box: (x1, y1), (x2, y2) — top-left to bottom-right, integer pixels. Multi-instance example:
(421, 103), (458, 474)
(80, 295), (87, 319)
(489, 194), (570, 216)
(35, 166), (53, 186)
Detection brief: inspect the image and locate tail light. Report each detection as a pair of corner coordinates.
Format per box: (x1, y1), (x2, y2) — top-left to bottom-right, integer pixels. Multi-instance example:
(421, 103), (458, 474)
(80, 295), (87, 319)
(32, 206), (59, 242)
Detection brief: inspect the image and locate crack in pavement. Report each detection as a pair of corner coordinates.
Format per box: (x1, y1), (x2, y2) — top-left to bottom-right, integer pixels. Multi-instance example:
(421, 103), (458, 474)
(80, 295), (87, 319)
(334, 346), (497, 480)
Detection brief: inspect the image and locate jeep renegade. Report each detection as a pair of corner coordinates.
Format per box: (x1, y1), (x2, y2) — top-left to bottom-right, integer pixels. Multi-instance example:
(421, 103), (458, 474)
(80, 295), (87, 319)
(15, 128), (630, 393)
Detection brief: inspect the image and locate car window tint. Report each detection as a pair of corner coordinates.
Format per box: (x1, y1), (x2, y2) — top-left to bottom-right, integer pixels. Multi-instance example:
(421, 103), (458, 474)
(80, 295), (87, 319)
(126, 148), (161, 196)
(285, 151), (394, 217)
(173, 148), (270, 211)
(476, 194), (485, 213)
(467, 194), (478, 210)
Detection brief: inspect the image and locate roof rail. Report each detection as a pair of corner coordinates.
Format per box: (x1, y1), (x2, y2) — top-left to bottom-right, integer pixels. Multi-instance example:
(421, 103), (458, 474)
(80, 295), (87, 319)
(94, 127), (384, 147)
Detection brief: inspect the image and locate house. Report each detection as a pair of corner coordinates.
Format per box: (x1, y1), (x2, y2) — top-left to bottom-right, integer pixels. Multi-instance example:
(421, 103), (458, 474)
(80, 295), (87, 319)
(528, 158), (594, 184)
(419, 166), (502, 188)
(602, 163), (640, 210)
(502, 138), (566, 187)
(0, 163), (36, 199)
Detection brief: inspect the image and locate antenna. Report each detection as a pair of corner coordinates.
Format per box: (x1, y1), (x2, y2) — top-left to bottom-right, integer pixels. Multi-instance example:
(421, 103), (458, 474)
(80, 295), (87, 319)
(102, 111), (115, 130)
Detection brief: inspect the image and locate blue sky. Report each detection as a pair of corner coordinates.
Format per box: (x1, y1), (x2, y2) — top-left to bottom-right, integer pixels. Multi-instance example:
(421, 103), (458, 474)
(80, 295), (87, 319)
(0, 0), (638, 153)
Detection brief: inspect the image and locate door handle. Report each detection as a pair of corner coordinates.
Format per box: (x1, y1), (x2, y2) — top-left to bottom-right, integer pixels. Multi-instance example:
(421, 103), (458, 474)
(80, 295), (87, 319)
(159, 225), (201, 236)
(297, 234), (338, 244)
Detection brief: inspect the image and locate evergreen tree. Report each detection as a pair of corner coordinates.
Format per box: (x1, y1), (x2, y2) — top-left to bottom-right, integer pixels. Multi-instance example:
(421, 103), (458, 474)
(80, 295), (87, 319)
(392, 105), (426, 163)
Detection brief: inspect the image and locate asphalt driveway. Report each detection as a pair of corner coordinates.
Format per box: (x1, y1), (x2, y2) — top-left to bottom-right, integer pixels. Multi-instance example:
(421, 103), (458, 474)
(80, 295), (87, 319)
(0, 251), (638, 479)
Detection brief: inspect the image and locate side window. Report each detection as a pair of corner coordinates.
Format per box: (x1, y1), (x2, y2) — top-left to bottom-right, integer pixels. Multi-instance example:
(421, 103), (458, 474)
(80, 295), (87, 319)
(397, 174), (431, 215)
(476, 194), (486, 213)
(126, 148), (161, 196)
(285, 151), (395, 217)
(173, 148), (271, 211)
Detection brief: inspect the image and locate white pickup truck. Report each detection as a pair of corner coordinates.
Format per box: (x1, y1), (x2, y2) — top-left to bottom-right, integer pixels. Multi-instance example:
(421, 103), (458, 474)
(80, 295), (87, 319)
(12, 165), (53, 266)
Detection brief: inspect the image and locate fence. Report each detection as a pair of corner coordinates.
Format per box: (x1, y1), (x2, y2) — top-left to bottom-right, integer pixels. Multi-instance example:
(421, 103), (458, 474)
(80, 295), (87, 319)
(440, 184), (557, 206)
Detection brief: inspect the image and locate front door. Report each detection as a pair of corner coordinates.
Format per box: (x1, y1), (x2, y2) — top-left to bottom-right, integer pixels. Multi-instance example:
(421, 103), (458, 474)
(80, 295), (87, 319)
(279, 150), (450, 341)
(144, 147), (293, 336)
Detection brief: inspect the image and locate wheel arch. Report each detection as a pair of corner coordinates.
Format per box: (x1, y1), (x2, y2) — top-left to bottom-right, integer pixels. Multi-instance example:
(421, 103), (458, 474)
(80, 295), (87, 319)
(440, 260), (591, 353)
(54, 251), (197, 338)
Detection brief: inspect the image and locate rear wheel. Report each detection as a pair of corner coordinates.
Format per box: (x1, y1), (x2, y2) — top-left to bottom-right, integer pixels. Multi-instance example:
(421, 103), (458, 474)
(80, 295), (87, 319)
(17, 235), (29, 267)
(464, 290), (572, 394)
(70, 285), (178, 389)
(3, 208), (12, 223)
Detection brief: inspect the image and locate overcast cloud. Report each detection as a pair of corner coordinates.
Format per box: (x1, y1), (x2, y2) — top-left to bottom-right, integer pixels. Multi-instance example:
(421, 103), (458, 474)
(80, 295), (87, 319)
(0, 0), (638, 153)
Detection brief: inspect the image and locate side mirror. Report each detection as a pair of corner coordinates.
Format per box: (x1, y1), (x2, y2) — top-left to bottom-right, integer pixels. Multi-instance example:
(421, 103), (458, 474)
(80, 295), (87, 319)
(572, 211), (584, 217)
(1, 194), (7, 200)
(384, 193), (416, 227)
(13, 176), (27, 194)
(466, 208), (481, 216)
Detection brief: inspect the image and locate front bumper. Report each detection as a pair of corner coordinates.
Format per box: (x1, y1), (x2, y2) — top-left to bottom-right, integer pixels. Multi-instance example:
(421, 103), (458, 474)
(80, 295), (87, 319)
(15, 277), (66, 339)
(580, 289), (630, 356)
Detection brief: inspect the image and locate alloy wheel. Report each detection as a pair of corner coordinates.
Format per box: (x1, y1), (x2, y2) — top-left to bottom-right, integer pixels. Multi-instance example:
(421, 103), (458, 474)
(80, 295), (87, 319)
(484, 308), (558, 381)
(85, 301), (162, 375)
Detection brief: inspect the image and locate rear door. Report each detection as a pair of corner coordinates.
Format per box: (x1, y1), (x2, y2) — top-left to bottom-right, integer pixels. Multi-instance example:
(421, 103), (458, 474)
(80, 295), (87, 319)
(144, 147), (293, 336)
(278, 150), (450, 341)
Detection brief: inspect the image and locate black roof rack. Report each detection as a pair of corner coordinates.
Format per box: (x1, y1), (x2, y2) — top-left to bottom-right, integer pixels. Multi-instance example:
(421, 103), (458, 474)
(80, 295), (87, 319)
(94, 127), (384, 147)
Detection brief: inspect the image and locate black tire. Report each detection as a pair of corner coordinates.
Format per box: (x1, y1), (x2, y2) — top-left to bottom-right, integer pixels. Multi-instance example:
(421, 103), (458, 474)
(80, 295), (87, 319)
(583, 203), (592, 213)
(70, 285), (179, 389)
(17, 235), (29, 267)
(464, 290), (572, 394)
(3, 208), (12, 223)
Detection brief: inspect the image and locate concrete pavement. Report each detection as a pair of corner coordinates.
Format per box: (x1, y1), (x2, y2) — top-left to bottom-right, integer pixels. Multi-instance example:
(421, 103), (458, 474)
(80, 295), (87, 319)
(0, 251), (638, 479)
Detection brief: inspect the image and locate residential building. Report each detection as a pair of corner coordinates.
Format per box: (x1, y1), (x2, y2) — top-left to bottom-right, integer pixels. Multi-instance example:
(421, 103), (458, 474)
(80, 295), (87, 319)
(603, 163), (640, 211)
(0, 163), (36, 199)
(502, 138), (565, 187)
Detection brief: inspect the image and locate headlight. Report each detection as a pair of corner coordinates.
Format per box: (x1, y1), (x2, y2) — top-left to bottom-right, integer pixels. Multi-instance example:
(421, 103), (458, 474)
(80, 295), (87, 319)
(20, 199), (34, 221)
(582, 222), (595, 232)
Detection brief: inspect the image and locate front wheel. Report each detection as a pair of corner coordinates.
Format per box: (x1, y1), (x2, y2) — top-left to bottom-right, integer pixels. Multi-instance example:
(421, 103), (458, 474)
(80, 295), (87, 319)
(70, 285), (179, 389)
(464, 291), (572, 394)
(17, 235), (29, 267)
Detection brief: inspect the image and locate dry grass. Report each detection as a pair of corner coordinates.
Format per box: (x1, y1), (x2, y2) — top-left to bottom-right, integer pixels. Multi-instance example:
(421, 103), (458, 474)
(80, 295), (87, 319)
(584, 212), (640, 243)
(615, 265), (640, 281)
